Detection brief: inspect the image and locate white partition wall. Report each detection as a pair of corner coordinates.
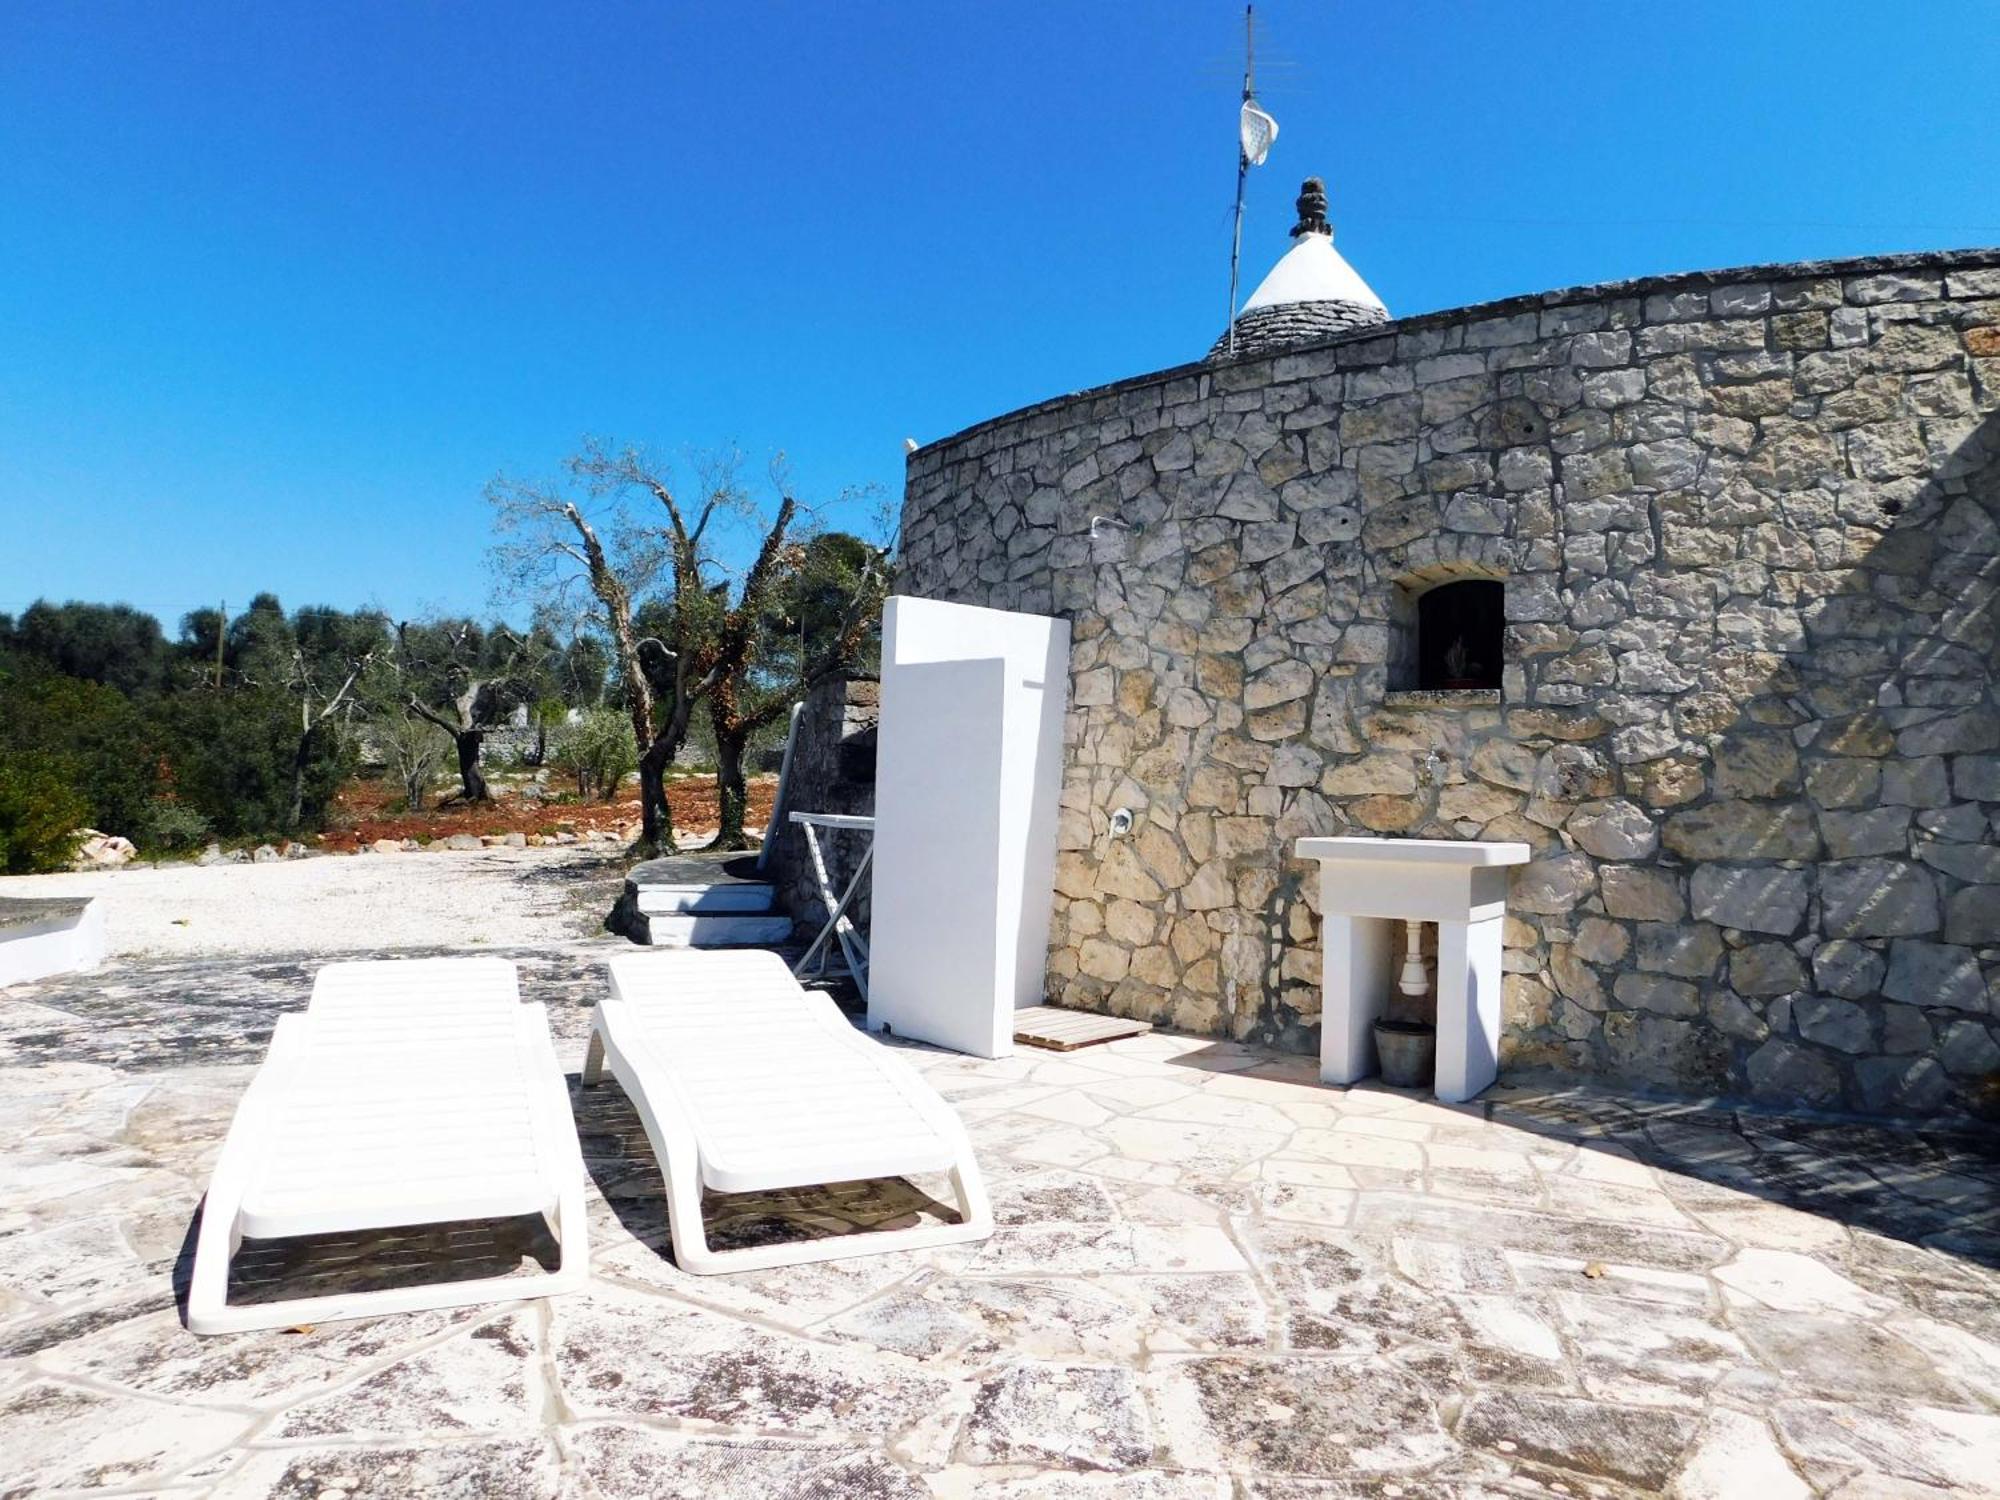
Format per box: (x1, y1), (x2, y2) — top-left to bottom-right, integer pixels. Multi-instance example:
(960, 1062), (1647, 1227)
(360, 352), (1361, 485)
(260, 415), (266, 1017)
(868, 596), (1070, 1057)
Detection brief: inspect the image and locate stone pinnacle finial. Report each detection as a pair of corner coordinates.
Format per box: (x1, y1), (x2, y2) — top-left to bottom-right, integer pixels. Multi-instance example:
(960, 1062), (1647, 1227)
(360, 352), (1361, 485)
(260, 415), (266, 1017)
(1291, 177), (1330, 239)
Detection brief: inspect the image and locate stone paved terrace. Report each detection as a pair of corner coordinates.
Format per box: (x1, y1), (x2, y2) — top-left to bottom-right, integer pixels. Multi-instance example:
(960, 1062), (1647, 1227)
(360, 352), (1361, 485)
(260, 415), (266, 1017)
(3, 944), (1998, 1498)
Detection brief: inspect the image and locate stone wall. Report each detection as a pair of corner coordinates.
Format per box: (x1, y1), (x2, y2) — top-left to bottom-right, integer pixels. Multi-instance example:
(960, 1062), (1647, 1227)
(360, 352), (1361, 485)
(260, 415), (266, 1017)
(897, 249), (2000, 1118)
(768, 677), (879, 934)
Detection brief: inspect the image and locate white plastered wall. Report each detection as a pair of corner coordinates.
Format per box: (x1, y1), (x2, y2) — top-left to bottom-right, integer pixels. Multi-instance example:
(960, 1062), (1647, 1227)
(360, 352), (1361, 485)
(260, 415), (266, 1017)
(868, 596), (1070, 1057)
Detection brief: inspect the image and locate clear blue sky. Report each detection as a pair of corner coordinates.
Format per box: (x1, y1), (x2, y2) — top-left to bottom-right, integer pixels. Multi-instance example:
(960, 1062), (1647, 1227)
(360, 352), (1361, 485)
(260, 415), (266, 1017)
(3, 2), (1995, 632)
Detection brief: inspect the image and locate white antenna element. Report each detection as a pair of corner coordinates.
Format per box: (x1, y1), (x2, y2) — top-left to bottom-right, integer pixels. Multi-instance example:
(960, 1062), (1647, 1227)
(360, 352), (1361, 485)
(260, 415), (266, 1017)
(1239, 101), (1278, 166)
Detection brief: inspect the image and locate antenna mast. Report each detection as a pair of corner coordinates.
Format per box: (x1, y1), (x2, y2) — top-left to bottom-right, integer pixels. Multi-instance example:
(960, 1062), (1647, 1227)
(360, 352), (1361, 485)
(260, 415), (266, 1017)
(1225, 5), (1255, 360)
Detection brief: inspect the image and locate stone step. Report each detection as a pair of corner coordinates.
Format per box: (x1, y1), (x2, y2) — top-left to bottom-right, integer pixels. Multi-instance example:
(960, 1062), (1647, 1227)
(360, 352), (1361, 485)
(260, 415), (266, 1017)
(633, 883), (777, 916)
(634, 913), (794, 949)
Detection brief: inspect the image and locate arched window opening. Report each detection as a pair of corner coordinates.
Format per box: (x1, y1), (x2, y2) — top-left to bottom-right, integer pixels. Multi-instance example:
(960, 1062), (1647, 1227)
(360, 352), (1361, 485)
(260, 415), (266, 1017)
(1416, 580), (1504, 691)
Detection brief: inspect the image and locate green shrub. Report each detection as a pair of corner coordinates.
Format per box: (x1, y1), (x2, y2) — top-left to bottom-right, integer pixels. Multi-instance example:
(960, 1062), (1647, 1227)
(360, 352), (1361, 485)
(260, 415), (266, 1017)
(0, 756), (89, 873)
(0, 665), (161, 837)
(131, 798), (212, 854)
(152, 687), (351, 836)
(549, 709), (636, 801)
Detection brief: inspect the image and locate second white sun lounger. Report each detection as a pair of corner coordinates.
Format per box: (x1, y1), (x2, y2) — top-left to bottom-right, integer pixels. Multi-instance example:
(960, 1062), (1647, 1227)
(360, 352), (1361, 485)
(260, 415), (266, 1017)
(187, 957), (587, 1335)
(585, 949), (993, 1273)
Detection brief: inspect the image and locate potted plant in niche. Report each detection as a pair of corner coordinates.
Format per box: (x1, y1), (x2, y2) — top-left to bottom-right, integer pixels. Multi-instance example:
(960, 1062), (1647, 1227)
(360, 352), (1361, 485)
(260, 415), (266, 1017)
(1438, 637), (1483, 691)
(1373, 921), (1437, 1089)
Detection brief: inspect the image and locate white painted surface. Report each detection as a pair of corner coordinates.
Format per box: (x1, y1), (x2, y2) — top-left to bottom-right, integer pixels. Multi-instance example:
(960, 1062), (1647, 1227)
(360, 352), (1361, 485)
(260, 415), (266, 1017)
(590, 949), (991, 1273)
(869, 596), (1070, 1058)
(1240, 232), (1388, 317)
(187, 958), (587, 1334)
(640, 913), (792, 947)
(0, 900), (105, 986)
(1295, 838), (1531, 1103)
(633, 883), (776, 916)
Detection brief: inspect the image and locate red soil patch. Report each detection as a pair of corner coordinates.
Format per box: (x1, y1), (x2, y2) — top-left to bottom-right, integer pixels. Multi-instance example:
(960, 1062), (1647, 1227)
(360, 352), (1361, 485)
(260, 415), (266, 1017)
(316, 775), (777, 852)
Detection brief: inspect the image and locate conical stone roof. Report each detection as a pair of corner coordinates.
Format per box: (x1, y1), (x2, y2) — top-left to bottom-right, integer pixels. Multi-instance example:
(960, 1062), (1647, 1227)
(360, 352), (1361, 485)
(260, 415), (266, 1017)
(1210, 177), (1389, 361)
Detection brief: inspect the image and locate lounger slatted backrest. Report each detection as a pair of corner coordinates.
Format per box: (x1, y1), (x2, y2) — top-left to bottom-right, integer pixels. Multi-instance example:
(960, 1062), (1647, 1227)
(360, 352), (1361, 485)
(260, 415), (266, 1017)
(583, 949), (992, 1274)
(186, 957), (587, 1335)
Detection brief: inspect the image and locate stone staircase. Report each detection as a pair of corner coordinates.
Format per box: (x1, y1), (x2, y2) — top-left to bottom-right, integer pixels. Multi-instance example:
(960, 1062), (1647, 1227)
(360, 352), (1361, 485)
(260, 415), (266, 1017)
(609, 850), (793, 948)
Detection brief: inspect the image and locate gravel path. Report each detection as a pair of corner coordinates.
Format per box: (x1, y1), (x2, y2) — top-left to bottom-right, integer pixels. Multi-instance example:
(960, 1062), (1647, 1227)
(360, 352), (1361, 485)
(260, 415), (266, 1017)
(0, 846), (632, 957)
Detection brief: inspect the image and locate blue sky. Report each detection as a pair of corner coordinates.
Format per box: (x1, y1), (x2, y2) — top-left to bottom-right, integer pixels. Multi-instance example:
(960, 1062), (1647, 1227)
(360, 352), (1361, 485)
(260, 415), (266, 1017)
(2, 1), (1995, 632)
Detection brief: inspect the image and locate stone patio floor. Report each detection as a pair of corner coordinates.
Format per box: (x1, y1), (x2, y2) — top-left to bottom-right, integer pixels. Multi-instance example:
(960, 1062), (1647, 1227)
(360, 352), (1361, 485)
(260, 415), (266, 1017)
(2, 943), (1998, 1498)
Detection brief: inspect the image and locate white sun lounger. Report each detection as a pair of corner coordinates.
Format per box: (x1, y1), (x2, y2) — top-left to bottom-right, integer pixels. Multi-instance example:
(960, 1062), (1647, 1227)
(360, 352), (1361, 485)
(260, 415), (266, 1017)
(584, 949), (993, 1273)
(187, 957), (587, 1335)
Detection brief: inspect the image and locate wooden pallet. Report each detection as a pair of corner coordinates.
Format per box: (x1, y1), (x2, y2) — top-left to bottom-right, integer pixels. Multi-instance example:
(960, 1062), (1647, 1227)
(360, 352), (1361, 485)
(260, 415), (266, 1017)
(1013, 1005), (1153, 1052)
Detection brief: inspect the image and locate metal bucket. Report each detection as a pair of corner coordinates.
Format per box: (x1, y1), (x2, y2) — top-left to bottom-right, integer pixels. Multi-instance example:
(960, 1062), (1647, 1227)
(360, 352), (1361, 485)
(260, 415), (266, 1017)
(1373, 1020), (1436, 1090)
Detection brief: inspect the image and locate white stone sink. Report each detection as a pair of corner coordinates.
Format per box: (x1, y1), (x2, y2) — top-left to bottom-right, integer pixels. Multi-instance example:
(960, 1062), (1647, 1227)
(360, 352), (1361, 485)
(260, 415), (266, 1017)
(1295, 836), (1531, 867)
(1293, 836), (1534, 1103)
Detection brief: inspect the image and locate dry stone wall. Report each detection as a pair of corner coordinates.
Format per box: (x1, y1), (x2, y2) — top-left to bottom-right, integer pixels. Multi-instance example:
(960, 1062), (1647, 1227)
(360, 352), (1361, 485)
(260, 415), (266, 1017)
(898, 250), (2000, 1118)
(768, 677), (879, 933)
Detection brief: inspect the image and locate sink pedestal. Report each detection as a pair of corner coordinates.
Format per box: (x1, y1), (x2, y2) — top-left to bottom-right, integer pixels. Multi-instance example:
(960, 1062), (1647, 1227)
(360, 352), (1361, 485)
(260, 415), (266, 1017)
(1294, 837), (1532, 1103)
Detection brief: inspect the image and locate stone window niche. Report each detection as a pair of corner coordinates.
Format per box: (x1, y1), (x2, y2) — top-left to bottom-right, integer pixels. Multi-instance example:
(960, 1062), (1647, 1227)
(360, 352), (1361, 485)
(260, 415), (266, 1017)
(1386, 576), (1504, 707)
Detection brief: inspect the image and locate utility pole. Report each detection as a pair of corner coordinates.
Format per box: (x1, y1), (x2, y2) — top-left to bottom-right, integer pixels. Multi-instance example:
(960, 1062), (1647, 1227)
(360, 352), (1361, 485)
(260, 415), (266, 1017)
(214, 600), (226, 688)
(1226, 5), (1256, 360)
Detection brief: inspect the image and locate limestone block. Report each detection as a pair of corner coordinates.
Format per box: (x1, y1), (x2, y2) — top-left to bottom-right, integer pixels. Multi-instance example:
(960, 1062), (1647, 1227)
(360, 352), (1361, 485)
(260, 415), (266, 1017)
(1804, 758), (1880, 809)
(1880, 756), (1951, 807)
(1567, 800), (1658, 860)
(1730, 943), (1805, 997)
(1244, 659), (1313, 711)
(1952, 754), (2000, 801)
(1794, 996), (1874, 1055)
(1881, 939), (1986, 1011)
(1821, 806), (1913, 859)
(1919, 837), (2000, 883)
(1320, 757), (1418, 796)
(1614, 972), (1699, 1018)
(1078, 938), (1131, 982)
(1500, 853), (1593, 916)
(1689, 865), (1809, 936)
(1745, 1038), (1843, 1106)
(1470, 741), (1537, 791)
(1944, 883), (2000, 945)
(1601, 865), (1685, 921)
(1711, 735), (1801, 799)
(1819, 859), (1939, 938)
(1096, 843), (1163, 902)
(1897, 709), (2000, 757)
(1573, 916), (1630, 964)
(1635, 922), (1724, 979)
(1663, 804), (1819, 861)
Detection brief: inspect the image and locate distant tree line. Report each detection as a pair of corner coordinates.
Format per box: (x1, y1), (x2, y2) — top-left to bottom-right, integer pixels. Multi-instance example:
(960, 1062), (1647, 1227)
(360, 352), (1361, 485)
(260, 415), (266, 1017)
(0, 596), (611, 872)
(0, 440), (892, 872)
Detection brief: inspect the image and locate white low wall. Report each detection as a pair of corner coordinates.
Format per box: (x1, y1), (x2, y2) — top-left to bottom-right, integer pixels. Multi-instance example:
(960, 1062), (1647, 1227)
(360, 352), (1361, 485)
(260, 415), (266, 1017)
(868, 596), (1070, 1057)
(0, 900), (106, 987)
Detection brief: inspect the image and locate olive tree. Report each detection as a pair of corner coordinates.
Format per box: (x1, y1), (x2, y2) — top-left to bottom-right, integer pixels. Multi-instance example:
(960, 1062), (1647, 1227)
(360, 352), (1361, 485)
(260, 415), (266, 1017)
(491, 441), (889, 853)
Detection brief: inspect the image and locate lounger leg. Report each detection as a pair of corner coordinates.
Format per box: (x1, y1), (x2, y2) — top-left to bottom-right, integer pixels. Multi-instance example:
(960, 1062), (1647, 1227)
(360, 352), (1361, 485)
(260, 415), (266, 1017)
(184, 1189), (245, 1336)
(660, 1151), (718, 1275)
(949, 1161), (994, 1236)
(582, 1027), (607, 1088)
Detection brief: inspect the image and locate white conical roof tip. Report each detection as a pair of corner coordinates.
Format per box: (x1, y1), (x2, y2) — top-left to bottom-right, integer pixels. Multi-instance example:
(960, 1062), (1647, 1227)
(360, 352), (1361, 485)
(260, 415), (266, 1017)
(1209, 177), (1390, 361)
(1241, 233), (1388, 317)
(1242, 176), (1387, 317)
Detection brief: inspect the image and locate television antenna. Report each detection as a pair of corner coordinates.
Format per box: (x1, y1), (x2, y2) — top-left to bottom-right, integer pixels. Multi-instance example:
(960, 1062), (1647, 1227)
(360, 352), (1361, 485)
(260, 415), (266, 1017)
(1225, 6), (1281, 359)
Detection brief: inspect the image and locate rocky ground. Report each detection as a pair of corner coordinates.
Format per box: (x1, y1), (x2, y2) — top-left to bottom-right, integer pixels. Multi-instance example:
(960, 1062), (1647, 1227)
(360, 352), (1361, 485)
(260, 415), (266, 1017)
(1, 927), (1997, 1495)
(2, 845), (633, 959)
(313, 774), (776, 853)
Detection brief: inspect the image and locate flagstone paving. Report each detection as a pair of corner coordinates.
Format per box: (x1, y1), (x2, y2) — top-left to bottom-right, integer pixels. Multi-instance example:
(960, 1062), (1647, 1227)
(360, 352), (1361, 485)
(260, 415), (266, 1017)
(2, 944), (1997, 1497)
